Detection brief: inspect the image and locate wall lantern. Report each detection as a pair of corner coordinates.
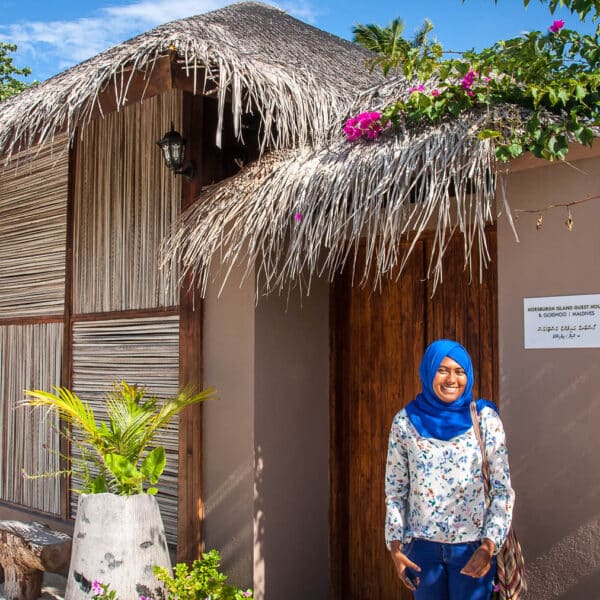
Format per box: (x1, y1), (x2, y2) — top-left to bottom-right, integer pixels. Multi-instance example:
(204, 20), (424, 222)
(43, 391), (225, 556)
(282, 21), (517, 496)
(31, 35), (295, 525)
(156, 123), (196, 180)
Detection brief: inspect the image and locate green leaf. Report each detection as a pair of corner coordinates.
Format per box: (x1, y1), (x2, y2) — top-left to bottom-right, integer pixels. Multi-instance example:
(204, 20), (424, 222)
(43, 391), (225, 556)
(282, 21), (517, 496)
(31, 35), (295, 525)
(576, 126), (595, 146)
(104, 453), (142, 483)
(557, 88), (570, 105)
(89, 475), (108, 493)
(507, 141), (524, 158)
(141, 446), (166, 485)
(574, 84), (587, 100)
(147, 487), (158, 495)
(478, 129), (503, 139)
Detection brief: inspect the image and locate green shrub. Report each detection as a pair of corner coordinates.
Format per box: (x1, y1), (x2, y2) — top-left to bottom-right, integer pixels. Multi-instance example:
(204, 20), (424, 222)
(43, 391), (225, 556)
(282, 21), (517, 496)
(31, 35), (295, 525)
(154, 550), (253, 600)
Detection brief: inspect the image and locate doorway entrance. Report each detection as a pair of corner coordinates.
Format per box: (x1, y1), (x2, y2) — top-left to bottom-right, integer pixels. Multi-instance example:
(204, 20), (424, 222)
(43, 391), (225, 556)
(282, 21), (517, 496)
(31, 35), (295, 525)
(330, 231), (498, 599)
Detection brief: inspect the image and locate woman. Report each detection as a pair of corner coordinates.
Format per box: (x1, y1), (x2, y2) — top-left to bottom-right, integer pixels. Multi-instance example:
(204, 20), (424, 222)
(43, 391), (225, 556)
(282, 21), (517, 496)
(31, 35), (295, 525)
(385, 339), (514, 600)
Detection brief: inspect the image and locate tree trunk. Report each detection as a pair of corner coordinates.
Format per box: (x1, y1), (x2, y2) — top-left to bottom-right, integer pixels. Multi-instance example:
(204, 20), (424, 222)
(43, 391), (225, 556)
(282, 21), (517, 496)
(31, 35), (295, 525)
(65, 493), (171, 600)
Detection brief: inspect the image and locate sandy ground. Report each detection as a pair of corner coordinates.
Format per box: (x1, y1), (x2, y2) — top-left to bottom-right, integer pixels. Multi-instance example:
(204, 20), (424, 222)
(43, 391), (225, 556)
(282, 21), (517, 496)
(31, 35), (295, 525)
(0, 572), (66, 600)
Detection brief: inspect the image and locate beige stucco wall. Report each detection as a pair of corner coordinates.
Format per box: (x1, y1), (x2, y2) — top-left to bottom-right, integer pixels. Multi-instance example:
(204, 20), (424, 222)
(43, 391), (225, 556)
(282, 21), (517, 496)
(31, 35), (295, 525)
(498, 151), (600, 599)
(254, 281), (330, 600)
(203, 270), (330, 599)
(203, 265), (256, 586)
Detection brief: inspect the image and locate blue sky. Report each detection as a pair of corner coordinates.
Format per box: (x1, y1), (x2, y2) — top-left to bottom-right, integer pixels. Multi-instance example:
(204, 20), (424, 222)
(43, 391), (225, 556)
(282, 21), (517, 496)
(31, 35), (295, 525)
(0, 0), (595, 83)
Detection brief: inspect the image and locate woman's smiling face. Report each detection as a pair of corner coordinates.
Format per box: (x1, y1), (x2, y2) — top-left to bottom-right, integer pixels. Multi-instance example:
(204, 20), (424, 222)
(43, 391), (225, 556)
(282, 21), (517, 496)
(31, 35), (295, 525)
(432, 356), (467, 403)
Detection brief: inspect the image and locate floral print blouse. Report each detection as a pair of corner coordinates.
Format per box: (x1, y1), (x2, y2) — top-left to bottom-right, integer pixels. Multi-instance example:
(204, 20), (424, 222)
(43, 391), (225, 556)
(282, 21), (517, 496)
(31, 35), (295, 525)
(385, 406), (514, 551)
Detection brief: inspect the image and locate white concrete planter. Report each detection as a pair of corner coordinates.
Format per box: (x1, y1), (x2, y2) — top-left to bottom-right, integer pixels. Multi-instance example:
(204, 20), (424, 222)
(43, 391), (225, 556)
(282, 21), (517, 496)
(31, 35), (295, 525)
(65, 493), (171, 600)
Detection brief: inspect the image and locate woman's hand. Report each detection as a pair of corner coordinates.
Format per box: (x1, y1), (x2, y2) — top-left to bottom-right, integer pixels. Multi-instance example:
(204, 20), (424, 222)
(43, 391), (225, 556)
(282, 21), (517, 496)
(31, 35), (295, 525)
(389, 540), (421, 590)
(460, 538), (495, 578)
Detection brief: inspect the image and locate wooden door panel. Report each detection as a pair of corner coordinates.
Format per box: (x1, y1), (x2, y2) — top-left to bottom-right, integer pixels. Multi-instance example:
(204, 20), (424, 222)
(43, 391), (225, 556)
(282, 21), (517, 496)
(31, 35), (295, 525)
(332, 231), (497, 600)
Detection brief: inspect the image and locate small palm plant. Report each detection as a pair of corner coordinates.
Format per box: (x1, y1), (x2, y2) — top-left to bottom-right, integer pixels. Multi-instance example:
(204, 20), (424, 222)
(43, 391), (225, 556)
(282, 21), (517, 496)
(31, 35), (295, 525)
(24, 381), (215, 495)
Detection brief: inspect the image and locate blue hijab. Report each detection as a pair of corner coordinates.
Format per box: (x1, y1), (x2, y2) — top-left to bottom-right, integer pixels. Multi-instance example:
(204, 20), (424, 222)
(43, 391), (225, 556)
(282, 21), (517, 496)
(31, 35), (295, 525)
(405, 339), (498, 441)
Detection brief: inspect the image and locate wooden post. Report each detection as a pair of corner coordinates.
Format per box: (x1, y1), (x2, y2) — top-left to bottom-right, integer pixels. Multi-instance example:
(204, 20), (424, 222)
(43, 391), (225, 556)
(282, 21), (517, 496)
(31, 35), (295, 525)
(177, 92), (205, 562)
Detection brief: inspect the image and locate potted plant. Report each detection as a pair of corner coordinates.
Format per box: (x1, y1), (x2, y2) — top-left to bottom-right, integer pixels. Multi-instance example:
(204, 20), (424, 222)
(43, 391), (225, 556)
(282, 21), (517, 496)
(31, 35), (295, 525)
(24, 381), (215, 600)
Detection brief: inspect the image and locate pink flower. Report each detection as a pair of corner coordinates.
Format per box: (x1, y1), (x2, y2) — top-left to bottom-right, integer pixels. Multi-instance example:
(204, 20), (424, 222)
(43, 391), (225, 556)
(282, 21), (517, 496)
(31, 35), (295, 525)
(409, 84), (425, 94)
(343, 111), (386, 141)
(92, 581), (103, 595)
(294, 213), (303, 221)
(484, 76), (491, 84)
(431, 89), (440, 97)
(550, 19), (565, 33)
(493, 583), (502, 592)
(461, 69), (476, 90)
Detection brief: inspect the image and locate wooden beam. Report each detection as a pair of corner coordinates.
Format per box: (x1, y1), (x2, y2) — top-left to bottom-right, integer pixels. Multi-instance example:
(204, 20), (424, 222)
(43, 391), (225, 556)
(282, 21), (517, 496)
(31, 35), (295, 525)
(177, 92), (205, 562)
(60, 135), (77, 521)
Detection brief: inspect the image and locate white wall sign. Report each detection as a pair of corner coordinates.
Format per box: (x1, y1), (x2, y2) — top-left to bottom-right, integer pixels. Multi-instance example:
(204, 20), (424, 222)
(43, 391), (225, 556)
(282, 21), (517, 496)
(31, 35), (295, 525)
(524, 294), (600, 349)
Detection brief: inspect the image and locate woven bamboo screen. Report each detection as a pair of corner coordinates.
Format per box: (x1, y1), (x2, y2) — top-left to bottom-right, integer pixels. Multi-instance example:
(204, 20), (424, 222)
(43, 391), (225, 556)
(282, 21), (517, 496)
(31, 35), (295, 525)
(72, 90), (182, 314)
(71, 315), (180, 544)
(0, 135), (68, 317)
(0, 323), (63, 514)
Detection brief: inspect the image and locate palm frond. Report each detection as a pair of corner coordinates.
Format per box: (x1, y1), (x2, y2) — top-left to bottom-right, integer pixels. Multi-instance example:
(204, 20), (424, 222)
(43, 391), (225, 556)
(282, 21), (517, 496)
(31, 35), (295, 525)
(24, 387), (98, 438)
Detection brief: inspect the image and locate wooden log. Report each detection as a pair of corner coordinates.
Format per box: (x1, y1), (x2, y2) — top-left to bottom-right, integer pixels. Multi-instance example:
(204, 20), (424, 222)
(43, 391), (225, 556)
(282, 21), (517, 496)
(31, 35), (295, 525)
(0, 520), (72, 600)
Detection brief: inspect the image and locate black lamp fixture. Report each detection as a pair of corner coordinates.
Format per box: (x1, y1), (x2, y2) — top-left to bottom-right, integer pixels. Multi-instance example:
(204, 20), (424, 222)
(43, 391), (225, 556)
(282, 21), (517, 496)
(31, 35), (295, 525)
(156, 123), (196, 180)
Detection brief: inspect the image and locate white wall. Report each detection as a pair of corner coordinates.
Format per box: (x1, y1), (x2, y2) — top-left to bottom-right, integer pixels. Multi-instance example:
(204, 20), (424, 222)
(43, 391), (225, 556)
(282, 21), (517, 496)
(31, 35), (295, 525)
(203, 266), (256, 586)
(498, 151), (600, 600)
(254, 281), (330, 600)
(203, 272), (330, 599)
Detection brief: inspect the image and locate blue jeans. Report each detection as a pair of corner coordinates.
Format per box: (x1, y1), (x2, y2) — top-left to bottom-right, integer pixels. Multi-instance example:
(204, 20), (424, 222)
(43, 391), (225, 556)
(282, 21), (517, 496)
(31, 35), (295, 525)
(404, 539), (496, 600)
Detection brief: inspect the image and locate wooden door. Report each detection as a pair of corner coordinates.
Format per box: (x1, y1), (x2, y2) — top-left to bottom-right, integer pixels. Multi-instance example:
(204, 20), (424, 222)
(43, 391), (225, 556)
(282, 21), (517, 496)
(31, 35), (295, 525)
(330, 231), (498, 599)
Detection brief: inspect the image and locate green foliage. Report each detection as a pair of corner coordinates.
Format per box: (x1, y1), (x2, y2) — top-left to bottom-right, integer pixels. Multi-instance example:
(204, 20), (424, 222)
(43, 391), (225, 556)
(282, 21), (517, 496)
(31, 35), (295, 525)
(154, 550), (254, 600)
(25, 381), (215, 495)
(352, 18), (443, 78)
(0, 42), (35, 101)
(353, 13), (599, 162)
(521, 0), (599, 22)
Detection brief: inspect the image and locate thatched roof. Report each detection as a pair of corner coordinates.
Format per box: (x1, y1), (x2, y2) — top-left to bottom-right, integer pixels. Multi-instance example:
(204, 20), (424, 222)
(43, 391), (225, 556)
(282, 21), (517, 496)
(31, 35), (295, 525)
(163, 76), (520, 296)
(0, 2), (378, 158)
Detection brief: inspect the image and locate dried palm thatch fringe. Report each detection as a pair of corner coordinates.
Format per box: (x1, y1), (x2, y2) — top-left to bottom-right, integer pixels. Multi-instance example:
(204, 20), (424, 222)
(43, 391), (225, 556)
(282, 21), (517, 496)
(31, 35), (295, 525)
(162, 108), (500, 298)
(0, 2), (377, 162)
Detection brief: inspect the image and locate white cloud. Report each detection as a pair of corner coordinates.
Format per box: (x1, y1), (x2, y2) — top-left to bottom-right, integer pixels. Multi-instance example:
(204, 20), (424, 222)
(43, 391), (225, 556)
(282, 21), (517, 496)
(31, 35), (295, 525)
(0, 0), (320, 81)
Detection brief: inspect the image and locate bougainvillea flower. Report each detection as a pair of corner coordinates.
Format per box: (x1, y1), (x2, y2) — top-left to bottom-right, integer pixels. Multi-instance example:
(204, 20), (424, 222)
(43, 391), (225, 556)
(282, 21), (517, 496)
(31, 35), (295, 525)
(409, 84), (425, 94)
(461, 70), (476, 90)
(550, 19), (565, 33)
(294, 213), (303, 221)
(431, 89), (440, 97)
(343, 111), (386, 141)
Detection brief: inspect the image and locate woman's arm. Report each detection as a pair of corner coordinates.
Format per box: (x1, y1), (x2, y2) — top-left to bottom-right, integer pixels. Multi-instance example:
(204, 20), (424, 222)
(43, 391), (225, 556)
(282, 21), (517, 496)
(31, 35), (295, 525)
(481, 408), (515, 550)
(385, 413), (421, 589)
(384, 412), (410, 549)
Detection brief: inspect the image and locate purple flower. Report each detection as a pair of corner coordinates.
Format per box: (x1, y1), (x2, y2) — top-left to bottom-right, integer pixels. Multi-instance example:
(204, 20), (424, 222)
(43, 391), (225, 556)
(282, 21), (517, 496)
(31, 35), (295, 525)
(343, 111), (386, 141)
(139, 596), (152, 600)
(294, 213), (303, 221)
(461, 69), (476, 90)
(409, 84), (425, 94)
(550, 19), (565, 33)
(243, 592), (252, 598)
(493, 583), (502, 592)
(92, 580), (103, 595)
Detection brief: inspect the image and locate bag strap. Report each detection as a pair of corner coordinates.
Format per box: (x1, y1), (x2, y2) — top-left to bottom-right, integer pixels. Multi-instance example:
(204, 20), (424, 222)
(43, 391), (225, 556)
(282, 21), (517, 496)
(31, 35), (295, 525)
(470, 401), (491, 498)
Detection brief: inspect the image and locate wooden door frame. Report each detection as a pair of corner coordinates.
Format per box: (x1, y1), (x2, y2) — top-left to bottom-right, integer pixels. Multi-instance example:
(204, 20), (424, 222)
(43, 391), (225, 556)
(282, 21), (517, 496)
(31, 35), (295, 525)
(328, 228), (499, 599)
